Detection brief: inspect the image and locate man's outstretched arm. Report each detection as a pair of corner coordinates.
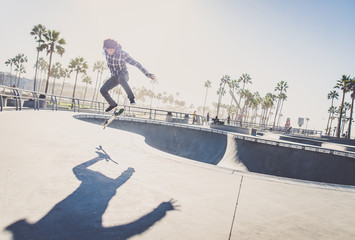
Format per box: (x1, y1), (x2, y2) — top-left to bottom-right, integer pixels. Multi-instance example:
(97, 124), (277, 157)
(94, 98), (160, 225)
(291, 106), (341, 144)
(103, 199), (179, 239)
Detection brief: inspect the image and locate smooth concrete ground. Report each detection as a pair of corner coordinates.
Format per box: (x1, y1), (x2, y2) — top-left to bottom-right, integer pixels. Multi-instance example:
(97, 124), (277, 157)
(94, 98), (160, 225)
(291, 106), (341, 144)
(1, 110), (355, 240)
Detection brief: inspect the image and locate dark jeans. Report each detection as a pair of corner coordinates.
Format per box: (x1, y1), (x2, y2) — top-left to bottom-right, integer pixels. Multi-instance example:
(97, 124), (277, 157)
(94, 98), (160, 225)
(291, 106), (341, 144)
(100, 72), (134, 106)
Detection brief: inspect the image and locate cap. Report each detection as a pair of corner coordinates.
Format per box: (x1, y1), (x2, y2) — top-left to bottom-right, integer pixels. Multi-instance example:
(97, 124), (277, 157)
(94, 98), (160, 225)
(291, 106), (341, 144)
(103, 39), (118, 49)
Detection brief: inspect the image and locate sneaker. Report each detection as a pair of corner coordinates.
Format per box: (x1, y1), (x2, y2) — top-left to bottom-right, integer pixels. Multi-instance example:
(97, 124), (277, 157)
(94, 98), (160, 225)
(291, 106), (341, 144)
(130, 99), (136, 105)
(105, 103), (118, 112)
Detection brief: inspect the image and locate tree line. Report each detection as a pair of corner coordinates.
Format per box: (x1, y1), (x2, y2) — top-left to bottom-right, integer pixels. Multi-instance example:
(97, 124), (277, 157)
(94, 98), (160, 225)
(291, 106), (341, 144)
(326, 75), (355, 139)
(203, 74), (288, 129)
(4, 24), (92, 100)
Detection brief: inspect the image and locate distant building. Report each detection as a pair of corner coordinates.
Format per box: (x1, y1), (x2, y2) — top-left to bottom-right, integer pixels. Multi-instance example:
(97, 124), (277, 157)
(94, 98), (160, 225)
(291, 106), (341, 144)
(0, 72), (34, 90)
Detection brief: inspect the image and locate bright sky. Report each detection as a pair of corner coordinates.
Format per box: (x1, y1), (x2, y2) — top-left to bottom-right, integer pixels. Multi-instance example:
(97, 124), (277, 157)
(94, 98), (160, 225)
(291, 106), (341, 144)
(1, 0), (355, 135)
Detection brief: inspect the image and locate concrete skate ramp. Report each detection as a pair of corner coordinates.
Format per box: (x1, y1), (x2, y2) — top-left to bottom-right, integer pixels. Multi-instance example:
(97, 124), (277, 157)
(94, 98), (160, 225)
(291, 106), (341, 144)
(82, 116), (227, 164)
(224, 137), (355, 185)
(77, 115), (355, 186)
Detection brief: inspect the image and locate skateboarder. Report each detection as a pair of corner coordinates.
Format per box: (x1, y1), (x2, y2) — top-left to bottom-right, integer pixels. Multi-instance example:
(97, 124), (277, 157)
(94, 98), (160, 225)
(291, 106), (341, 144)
(100, 39), (156, 112)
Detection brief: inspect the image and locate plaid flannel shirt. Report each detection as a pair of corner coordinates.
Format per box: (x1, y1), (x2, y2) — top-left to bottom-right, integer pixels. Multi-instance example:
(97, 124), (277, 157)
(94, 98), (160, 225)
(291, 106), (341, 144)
(105, 48), (151, 78)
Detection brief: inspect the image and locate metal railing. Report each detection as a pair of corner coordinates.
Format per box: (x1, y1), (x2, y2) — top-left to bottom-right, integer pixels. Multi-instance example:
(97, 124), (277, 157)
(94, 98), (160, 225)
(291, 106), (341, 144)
(0, 85), (105, 113)
(0, 84), (323, 135)
(0, 84), (203, 125)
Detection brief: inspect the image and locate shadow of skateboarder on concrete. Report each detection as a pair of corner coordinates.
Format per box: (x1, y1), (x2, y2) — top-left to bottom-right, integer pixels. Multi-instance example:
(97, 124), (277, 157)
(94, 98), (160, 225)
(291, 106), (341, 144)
(5, 148), (178, 240)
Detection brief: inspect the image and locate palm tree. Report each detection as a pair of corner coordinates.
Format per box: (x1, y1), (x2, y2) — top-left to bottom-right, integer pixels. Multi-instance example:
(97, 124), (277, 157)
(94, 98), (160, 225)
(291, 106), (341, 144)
(50, 62), (62, 94)
(175, 92), (180, 109)
(341, 102), (351, 135)
(30, 24), (47, 91)
(37, 57), (48, 92)
(260, 99), (270, 126)
(347, 78), (355, 139)
(251, 92), (262, 124)
(5, 58), (15, 75)
(134, 87), (146, 104)
(15, 65), (26, 87)
(273, 81), (288, 129)
(237, 73), (252, 112)
(38, 29), (66, 94)
(334, 75), (351, 138)
(13, 53), (28, 87)
(113, 87), (123, 104)
(168, 94), (174, 105)
(92, 61), (106, 104)
(150, 77), (158, 108)
(261, 93), (276, 126)
(227, 79), (238, 114)
(240, 89), (252, 122)
(156, 93), (162, 108)
(327, 106), (337, 134)
(203, 80), (211, 118)
(59, 68), (70, 99)
(5, 58), (16, 86)
(96, 65), (107, 102)
(276, 92), (287, 127)
(162, 92), (167, 106)
(69, 57), (88, 100)
(146, 89), (154, 107)
(326, 90), (339, 135)
(216, 75), (230, 117)
(82, 75), (92, 100)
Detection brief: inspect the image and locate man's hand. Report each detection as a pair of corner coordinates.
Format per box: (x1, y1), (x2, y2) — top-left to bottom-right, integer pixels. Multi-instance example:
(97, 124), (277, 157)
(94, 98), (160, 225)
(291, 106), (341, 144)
(158, 199), (180, 212)
(149, 74), (156, 80)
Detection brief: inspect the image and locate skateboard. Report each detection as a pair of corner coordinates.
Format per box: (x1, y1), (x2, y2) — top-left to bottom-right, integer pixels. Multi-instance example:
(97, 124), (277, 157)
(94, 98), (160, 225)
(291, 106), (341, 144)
(102, 108), (124, 129)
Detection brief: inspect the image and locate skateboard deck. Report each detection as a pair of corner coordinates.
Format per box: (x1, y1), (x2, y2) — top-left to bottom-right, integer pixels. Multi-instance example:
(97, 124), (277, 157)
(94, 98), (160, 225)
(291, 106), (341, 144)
(102, 108), (124, 129)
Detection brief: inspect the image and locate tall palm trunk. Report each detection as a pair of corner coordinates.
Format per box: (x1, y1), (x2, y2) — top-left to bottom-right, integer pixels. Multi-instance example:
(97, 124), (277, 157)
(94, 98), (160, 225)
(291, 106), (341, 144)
(273, 98), (281, 128)
(34, 44), (40, 92)
(203, 87), (208, 118)
(253, 108), (258, 124)
(329, 114), (335, 135)
(326, 98), (335, 135)
(326, 113), (331, 135)
(259, 109), (264, 125)
(341, 112), (347, 135)
(238, 83), (246, 115)
(216, 90), (223, 117)
(39, 69), (44, 92)
(262, 109), (268, 126)
(336, 89), (346, 138)
(91, 71), (100, 106)
(95, 71), (103, 102)
(72, 71), (79, 99)
(84, 82), (88, 100)
(59, 77), (67, 104)
(267, 108), (272, 126)
(45, 51), (53, 94)
(277, 100), (285, 127)
(17, 73), (22, 87)
(347, 91), (354, 139)
(326, 111), (332, 135)
(60, 77), (66, 98)
(326, 101), (332, 135)
(16, 72), (20, 87)
(51, 77), (57, 94)
(10, 65), (15, 86)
